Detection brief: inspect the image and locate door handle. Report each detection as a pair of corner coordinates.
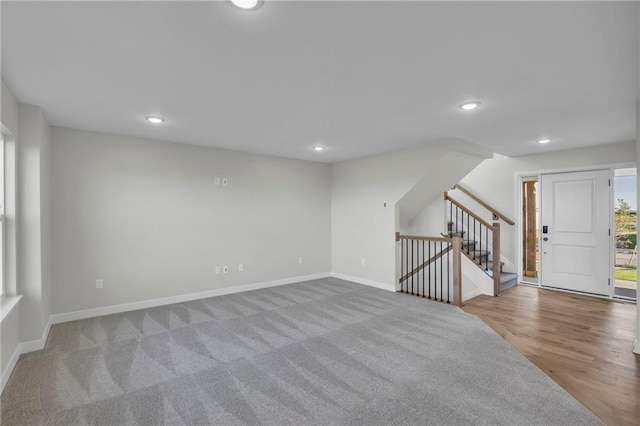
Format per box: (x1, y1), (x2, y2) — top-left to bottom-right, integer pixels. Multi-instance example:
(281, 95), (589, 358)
(542, 237), (549, 241)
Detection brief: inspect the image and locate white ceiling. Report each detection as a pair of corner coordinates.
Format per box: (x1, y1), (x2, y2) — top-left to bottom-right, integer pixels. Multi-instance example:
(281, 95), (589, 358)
(1, 1), (638, 163)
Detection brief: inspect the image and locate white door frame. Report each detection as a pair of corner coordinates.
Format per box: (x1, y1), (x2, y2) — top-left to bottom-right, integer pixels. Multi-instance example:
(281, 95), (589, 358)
(514, 161), (636, 299)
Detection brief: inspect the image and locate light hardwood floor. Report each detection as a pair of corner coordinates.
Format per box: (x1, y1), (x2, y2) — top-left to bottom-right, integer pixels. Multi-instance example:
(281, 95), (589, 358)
(462, 285), (639, 426)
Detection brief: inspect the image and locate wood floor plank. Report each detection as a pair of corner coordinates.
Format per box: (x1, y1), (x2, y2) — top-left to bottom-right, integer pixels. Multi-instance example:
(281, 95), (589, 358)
(462, 285), (639, 426)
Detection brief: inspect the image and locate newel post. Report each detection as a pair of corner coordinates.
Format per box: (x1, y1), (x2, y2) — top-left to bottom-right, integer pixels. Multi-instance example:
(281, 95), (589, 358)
(452, 235), (462, 306)
(492, 222), (501, 296)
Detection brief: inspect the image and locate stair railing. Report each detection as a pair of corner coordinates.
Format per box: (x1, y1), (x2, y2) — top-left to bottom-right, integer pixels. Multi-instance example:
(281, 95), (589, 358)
(452, 184), (515, 225)
(395, 232), (462, 306)
(444, 186), (513, 296)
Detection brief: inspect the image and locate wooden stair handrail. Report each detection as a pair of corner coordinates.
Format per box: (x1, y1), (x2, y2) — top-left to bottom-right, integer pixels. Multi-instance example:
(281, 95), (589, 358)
(396, 233), (451, 243)
(444, 194), (495, 230)
(452, 184), (515, 225)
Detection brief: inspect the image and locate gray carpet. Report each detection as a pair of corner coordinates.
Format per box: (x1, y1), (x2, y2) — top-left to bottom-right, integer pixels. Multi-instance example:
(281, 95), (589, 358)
(1, 278), (601, 425)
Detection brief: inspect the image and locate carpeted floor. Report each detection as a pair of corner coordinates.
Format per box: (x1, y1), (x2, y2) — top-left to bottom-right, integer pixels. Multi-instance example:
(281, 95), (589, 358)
(1, 278), (601, 425)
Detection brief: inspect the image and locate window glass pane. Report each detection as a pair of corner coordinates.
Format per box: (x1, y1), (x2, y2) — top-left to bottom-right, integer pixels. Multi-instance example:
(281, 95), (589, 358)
(614, 168), (637, 300)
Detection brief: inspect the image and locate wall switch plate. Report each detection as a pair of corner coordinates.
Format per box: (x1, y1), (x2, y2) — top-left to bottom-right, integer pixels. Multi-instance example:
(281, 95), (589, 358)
(215, 266), (221, 275)
(223, 266), (229, 274)
(95, 279), (103, 289)
(222, 178), (228, 186)
(238, 264), (243, 272)
(215, 177), (220, 186)
(298, 257), (303, 264)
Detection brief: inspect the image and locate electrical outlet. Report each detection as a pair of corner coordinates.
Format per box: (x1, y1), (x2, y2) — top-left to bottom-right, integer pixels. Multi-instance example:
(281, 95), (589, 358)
(215, 266), (221, 275)
(95, 279), (103, 289)
(223, 266), (229, 274)
(238, 264), (243, 272)
(361, 258), (366, 266)
(298, 257), (303, 264)
(215, 177), (220, 186)
(222, 178), (228, 186)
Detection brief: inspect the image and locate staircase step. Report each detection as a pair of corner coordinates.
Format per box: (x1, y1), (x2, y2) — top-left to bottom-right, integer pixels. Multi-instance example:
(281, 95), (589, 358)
(464, 249), (490, 261)
(485, 262), (507, 277)
(461, 239), (476, 248)
(499, 273), (518, 292)
(485, 270), (518, 288)
(486, 260), (505, 273)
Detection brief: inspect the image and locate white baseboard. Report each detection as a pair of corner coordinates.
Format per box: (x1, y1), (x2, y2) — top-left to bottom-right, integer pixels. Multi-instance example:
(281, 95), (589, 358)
(330, 272), (396, 292)
(1, 344), (21, 394)
(19, 316), (53, 353)
(50, 272), (331, 324)
(634, 339), (640, 355)
(1, 315), (52, 394)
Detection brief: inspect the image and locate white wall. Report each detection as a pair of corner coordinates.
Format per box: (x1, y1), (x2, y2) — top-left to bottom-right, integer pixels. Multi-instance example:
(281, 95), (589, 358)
(1, 81), (18, 136)
(51, 127), (331, 314)
(331, 139), (492, 288)
(17, 104), (51, 342)
(402, 197), (446, 237)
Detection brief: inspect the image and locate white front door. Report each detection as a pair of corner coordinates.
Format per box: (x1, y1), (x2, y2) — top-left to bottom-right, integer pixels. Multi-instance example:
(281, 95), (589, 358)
(540, 170), (610, 296)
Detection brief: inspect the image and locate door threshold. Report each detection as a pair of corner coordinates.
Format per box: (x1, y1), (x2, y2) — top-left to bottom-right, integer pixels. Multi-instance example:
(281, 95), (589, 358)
(540, 285), (636, 304)
(613, 295), (638, 304)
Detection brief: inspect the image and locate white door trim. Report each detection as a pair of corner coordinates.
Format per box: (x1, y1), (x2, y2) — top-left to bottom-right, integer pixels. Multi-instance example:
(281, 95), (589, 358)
(514, 161), (635, 299)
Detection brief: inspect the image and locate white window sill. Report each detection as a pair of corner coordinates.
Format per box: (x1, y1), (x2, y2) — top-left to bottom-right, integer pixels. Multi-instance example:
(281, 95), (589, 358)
(0, 295), (22, 324)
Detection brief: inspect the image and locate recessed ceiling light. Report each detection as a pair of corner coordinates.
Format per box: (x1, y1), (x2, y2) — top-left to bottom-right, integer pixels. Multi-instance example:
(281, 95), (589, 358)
(538, 138), (551, 144)
(229, 0), (260, 10)
(459, 101), (481, 111)
(313, 146), (325, 152)
(145, 116), (165, 124)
